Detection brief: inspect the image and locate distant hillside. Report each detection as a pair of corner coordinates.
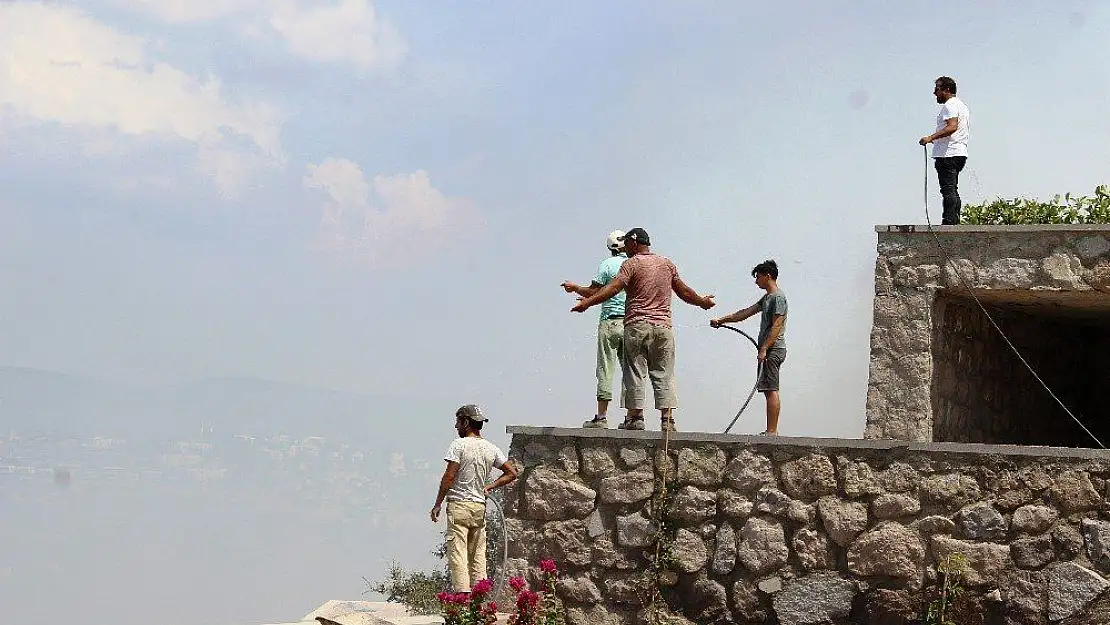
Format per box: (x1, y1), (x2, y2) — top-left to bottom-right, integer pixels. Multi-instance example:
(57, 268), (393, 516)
(0, 366), (449, 441)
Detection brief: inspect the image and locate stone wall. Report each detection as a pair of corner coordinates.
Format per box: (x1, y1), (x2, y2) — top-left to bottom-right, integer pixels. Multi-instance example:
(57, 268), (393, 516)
(503, 427), (1110, 625)
(867, 225), (1110, 444)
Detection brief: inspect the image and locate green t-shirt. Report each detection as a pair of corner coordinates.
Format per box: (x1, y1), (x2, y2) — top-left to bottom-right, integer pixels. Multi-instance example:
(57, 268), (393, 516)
(594, 254), (627, 321)
(757, 290), (788, 350)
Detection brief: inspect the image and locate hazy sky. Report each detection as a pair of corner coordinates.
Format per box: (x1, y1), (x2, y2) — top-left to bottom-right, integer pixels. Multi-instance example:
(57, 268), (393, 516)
(2, 2), (1110, 621)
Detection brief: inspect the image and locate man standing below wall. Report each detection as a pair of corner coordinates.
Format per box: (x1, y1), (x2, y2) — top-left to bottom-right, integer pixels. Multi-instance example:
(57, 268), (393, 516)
(561, 230), (628, 428)
(919, 76), (971, 225)
(711, 260), (788, 435)
(429, 405), (517, 594)
(572, 228), (715, 432)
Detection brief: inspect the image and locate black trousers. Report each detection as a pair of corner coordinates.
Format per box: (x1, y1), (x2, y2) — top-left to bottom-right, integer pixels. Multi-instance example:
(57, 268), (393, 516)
(934, 156), (967, 225)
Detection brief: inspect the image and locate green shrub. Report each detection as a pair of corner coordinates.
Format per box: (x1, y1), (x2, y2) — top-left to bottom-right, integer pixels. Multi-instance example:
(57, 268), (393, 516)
(962, 185), (1110, 225)
(365, 563), (451, 616)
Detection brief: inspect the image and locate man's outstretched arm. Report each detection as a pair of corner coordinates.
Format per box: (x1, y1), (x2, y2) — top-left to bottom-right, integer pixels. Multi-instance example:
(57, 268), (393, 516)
(710, 303), (760, 327)
(561, 281), (603, 298)
(572, 278), (625, 312)
(672, 277), (715, 310)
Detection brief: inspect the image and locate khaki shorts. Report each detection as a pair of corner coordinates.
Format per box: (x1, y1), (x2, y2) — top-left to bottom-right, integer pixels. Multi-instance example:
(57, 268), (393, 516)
(757, 348), (787, 392)
(621, 322), (677, 410)
(596, 318), (624, 401)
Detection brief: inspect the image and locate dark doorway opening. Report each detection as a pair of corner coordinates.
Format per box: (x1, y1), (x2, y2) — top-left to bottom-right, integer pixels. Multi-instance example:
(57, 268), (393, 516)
(932, 290), (1110, 448)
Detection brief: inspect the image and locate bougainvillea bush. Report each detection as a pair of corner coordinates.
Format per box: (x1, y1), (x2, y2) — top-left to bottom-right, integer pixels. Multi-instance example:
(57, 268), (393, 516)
(437, 560), (564, 625)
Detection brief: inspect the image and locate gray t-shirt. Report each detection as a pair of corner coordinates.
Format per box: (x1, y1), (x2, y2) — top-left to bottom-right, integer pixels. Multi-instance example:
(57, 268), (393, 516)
(757, 290), (788, 350)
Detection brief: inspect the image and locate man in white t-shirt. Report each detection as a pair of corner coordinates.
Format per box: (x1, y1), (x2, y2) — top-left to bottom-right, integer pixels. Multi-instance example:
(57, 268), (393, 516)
(430, 404), (517, 593)
(919, 76), (971, 225)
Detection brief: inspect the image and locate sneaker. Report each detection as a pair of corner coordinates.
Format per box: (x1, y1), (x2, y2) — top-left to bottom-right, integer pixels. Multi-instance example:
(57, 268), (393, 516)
(618, 418), (645, 431)
(661, 418), (677, 432)
(582, 416), (608, 428)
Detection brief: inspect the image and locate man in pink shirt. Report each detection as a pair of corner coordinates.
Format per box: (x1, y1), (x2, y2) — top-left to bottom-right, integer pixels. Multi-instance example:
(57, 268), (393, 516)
(572, 228), (715, 431)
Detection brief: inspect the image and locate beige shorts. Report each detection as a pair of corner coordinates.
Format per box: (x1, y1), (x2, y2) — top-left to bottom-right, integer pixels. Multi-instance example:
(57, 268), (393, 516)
(621, 322), (677, 410)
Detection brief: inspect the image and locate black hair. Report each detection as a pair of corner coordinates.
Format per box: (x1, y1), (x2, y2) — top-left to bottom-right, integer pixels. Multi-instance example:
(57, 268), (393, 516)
(751, 259), (779, 280)
(935, 76), (957, 94)
(468, 419), (484, 432)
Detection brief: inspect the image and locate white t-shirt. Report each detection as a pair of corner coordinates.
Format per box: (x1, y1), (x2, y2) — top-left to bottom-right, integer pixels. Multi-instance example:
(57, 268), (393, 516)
(932, 96), (970, 158)
(443, 436), (508, 504)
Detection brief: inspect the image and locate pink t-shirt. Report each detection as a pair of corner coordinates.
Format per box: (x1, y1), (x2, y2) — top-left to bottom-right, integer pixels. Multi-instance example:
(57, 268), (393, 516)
(616, 252), (678, 327)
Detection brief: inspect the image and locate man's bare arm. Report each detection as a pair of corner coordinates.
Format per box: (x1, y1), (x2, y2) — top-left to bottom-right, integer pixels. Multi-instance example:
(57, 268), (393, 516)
(560, 281), (603, 298)
(710, 303), (760, 326)
(920, 117), (959, 145)
(573, 277), (625, 312)
(430, 461), (459, 522)
(484, 461), (519, 493)
(672, 277), (715, 310)
(759, 314), (786, 356)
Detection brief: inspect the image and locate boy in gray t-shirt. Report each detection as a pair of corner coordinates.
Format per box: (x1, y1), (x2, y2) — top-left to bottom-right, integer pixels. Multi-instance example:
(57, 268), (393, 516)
(710, 260), (788, 435)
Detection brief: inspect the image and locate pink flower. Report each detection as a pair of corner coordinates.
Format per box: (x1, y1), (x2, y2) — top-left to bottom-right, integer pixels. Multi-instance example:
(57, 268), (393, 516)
(472, 578), (494, 595)
(484, 601), (498, 613)
(508, 576), (527, 592)
(539, 559), (558, 574)
(517, 589), (540, 609)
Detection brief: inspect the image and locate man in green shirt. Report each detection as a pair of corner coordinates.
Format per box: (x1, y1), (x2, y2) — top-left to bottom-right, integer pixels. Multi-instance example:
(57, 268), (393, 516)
(561, 230), (628, 428)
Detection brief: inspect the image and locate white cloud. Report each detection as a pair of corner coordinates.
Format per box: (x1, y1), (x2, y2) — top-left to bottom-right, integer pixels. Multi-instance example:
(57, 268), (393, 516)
(270, 0), (406, 73)
(0, 2), (284, 197)
(107, 0), (406, 73)
(303, 158), (479, 266)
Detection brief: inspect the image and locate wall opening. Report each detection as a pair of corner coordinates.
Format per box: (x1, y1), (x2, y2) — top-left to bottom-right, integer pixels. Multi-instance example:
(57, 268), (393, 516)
(932, 290), (1110, 447)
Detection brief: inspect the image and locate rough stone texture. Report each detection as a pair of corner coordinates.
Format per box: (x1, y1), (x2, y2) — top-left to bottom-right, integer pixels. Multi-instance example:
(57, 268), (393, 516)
(598, 471), (654, 505)
(724, 450), (775, 493)
(956, 502), (1007, 541)
(1011, 534), (1055, 570)
(1051, 470), (1102, 512)
(672, 529), (708, 574)
(580, 447), (617, 478)
(1011, 504), (1059, 535)
(792, 527), (835, 571)
(668, 485), (717, 524)
(619, 447), (649, 468)
(838, 457), (884, 498)
(681, 576), (730, 624)
(676, 447), (726, 487)
(565, 605), (628, 625)
(1054, 521), (1086, 560)
(772, 573), (856, 625)
(717, 489), (753, 519)
(866, 227), (1110, 445)
(507, 429), (1110, 625)
(922, 473), (982, 509)
(736, 516), (789, 575)
(1002, 571), (1047, 624)
(731, 580), (768, 622)
(558, 574), (603, 604)
(523, 467), (597, 520)
(912, 515), (956, 537)
(616, 511), (655, 548)
(1081, 519), (1110, 570)
(932, 536), (1012, 588)
(872, 493), (921, 519)
(817, 496), (869, 547)
(779, 454), (838, 501)
(712, 523), (736, 575)
(847, 522), (924, 582)
(1048, 562), (1110, 621)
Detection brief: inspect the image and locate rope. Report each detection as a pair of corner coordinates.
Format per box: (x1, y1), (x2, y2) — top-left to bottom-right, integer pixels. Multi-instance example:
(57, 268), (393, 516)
(921, 145), (1105, 449)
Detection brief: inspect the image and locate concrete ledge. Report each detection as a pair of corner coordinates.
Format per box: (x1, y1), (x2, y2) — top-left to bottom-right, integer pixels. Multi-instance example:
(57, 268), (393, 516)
(505, 425), (1110, 460)
(876, 224), (1110, 233)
